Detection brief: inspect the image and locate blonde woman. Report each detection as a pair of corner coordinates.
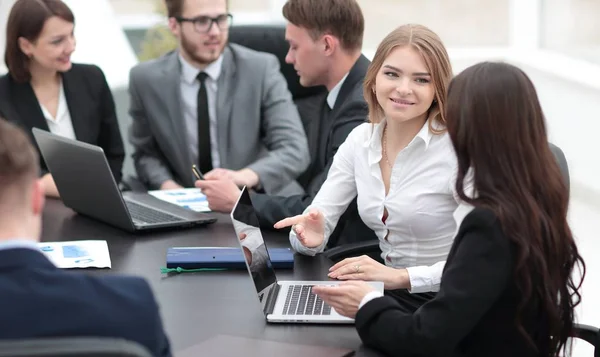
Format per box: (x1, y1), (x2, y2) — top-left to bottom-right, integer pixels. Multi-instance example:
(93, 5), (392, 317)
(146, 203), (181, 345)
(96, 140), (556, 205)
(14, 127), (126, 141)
(275, 24), (463, 310)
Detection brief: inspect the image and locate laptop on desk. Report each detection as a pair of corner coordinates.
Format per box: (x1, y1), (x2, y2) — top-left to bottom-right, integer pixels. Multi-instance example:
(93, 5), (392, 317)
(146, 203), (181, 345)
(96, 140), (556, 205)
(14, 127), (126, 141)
(230, 186), (384, 324)
(32, 129), (217, 232)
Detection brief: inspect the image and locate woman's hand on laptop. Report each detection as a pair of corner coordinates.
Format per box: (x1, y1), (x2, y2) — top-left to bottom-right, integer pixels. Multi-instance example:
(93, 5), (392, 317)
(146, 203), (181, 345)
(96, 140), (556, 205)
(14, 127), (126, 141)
(328, 255), (410, 290)
(312, 281), (376, 318)
(273, 209), (325, 248)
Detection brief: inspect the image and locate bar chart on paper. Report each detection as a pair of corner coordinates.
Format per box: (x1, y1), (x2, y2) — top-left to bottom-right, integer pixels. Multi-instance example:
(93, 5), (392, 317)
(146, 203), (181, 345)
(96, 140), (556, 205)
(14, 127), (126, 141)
(149, 188), (211, 212)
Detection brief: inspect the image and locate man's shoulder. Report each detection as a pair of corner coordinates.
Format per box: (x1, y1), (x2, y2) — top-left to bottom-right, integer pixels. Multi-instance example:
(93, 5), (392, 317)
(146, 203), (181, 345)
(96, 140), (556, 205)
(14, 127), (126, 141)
(130, 51), (175, 81)
(65, 273), (156, 307)
(92, 274), (154, 297)
(228, 43), (278, 67)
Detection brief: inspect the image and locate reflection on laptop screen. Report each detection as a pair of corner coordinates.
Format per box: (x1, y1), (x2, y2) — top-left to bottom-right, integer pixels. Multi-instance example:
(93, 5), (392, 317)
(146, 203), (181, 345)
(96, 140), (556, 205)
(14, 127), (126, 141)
(231, 188), (278, 304)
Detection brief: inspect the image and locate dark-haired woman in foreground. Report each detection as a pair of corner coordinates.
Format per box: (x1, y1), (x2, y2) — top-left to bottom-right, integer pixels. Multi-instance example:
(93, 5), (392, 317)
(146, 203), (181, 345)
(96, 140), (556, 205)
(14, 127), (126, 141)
(313, 62), (585, 357)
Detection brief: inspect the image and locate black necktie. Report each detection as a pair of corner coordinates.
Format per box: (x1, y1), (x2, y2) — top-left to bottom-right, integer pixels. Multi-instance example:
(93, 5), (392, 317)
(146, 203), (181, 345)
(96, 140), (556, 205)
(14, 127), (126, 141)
(197, 72), (213, 174)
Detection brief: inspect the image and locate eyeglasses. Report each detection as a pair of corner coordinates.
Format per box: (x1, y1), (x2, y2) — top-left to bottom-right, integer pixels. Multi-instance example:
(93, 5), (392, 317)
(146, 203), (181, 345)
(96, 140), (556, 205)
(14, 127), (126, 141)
(176, 14), (233, 33)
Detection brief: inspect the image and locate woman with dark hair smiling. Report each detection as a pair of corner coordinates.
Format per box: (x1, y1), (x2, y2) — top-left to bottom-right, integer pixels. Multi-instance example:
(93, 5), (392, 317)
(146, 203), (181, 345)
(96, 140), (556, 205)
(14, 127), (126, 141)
(0, 0), (124, 197)
(313, 62), (586, 357)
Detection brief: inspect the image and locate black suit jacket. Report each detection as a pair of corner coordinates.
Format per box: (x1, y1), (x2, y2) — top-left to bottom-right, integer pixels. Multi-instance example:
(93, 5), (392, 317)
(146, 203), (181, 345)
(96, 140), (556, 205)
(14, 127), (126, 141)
(356, 207), (546, 357)
(0, 248), (171, 357)
(0, 64), (125, 183)
(251, 55), (378, 246)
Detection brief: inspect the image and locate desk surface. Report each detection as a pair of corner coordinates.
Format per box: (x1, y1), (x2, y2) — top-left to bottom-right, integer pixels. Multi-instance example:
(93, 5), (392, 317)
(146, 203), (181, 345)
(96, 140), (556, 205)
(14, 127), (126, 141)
(41, 198), (383, 357)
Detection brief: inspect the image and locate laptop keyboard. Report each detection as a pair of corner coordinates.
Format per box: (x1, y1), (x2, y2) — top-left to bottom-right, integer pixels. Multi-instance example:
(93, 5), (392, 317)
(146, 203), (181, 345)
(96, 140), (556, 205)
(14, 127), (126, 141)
(282, 285), (332, 315)
(125, 201), (184, 224)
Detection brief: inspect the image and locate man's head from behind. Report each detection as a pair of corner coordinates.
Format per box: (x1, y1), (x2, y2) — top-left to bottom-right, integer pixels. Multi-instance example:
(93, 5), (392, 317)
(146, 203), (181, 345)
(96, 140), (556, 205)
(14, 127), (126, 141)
(165, 0), (231, 68)
(0, 119), (44, 240)
(283, 0), (364, 88)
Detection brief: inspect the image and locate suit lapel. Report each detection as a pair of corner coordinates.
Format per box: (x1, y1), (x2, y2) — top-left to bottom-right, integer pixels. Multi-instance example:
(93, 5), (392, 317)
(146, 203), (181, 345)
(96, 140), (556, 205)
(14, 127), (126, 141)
(61, 69), (89, 141)
(215, 46), (236, 168)
(331, 54), (369, 115)
(161, 52), (190, 175)
(10, 80), (49, 133)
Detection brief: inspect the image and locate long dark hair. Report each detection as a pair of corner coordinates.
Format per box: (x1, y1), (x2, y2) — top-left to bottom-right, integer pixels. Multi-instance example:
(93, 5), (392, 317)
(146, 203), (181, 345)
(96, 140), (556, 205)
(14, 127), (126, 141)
(446, 62), (585, 356)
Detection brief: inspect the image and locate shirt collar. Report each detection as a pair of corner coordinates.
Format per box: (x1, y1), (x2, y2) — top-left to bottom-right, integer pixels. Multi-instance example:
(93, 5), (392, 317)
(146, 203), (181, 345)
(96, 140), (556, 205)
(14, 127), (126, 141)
(179, 52), (224, 84)
(326, 73), (349, 109)
(365, 119), (435, 149)
(0, 239), (40, 252)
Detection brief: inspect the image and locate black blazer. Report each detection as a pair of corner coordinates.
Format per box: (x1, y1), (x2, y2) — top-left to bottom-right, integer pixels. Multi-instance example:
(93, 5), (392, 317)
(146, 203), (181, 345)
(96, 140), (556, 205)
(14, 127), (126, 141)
(251, 55), (378, 246)
(356, 207), (546, 357)
(0, 64), (125, 183)
(0, 248), (171, 357)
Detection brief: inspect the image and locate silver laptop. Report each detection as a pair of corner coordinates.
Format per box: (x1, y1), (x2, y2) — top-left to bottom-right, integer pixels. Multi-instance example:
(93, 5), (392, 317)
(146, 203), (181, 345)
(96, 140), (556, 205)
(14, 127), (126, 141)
(32, 128), (217, 232)
(230, 186), (384, 324)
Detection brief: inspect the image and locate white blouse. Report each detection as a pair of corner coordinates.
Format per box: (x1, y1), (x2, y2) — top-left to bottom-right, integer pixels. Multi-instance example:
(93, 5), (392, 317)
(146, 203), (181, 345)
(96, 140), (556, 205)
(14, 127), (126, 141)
(290, 120), (463, 293)
(40, 81), (76, 140)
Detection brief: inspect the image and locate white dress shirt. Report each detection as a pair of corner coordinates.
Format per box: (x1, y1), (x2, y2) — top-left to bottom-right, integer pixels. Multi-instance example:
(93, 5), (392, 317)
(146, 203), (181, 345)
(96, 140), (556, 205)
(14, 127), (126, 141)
(358, 202), (476, 308)
(179, 53), (223, 170)
(290, 120), (463, 293)
(40, 81), (76, 140)
(326, 73), (349, 109)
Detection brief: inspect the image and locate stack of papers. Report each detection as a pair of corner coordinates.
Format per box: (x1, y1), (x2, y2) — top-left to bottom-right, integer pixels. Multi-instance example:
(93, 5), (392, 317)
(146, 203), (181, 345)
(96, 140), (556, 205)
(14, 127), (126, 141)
(38, 240), (111, 269)
(148, 188), (211, 212)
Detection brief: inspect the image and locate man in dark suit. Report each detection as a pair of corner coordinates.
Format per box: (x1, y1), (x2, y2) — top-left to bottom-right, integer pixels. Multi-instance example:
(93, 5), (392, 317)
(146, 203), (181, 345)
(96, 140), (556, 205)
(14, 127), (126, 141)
(196, 0), (378, 247)
(0, 119), (171, 357)
(128, 0), (308, 194)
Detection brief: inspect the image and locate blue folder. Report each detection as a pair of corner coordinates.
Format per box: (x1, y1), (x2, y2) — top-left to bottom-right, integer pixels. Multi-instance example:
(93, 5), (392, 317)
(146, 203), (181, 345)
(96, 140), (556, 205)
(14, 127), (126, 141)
(166, 247), (294, 270)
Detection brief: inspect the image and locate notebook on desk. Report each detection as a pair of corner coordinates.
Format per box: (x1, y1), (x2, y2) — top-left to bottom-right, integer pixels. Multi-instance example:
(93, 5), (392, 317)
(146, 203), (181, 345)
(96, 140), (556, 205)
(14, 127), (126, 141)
(230, 186), (384, 324)
(166, 247), (294, 269)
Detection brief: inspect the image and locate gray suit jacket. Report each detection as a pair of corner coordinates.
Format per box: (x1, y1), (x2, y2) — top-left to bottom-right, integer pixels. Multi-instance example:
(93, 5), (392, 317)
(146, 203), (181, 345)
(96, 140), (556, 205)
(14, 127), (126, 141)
(128, 44), (309, 192)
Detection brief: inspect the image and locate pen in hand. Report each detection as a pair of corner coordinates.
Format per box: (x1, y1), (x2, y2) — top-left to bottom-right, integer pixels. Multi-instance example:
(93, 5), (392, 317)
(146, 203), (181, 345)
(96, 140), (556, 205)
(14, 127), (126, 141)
(192, 165), (205, 180)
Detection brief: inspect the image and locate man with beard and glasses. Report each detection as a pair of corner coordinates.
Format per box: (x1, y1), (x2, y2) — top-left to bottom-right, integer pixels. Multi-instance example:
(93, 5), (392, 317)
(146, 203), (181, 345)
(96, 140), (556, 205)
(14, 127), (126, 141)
(128, 0), (309, 195)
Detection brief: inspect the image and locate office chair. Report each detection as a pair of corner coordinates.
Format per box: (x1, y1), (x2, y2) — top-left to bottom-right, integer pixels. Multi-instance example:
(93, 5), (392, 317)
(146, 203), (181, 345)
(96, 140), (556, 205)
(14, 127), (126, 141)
(573, 324), (600, 357)
(324, 143), (572, 262)
(0, 337), (152, 357)
(228, 24), (327, 102)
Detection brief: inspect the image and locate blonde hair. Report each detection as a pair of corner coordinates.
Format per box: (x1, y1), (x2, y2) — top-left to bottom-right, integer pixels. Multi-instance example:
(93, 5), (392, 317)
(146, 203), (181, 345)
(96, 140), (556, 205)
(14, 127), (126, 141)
(363, 24), (452, 134)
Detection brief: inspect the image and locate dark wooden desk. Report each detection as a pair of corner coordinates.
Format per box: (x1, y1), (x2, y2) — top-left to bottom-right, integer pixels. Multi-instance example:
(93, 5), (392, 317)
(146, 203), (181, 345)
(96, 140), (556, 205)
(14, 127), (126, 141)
(41, 198), (383, 357)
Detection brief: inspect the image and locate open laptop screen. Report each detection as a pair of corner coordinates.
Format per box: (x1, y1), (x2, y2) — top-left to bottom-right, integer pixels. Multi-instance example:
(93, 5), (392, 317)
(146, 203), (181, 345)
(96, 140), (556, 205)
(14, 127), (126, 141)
(231, 187), (278, 312)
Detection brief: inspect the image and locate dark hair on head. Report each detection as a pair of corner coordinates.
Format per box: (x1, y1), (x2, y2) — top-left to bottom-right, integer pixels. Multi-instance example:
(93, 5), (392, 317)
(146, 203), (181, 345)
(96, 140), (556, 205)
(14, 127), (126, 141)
(0, 118), (38, 198)
(446, 61), (585, 356)
(164, 0), (229, 18)
(4, 0), (75, 83)
(282, 0), (364, 52)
